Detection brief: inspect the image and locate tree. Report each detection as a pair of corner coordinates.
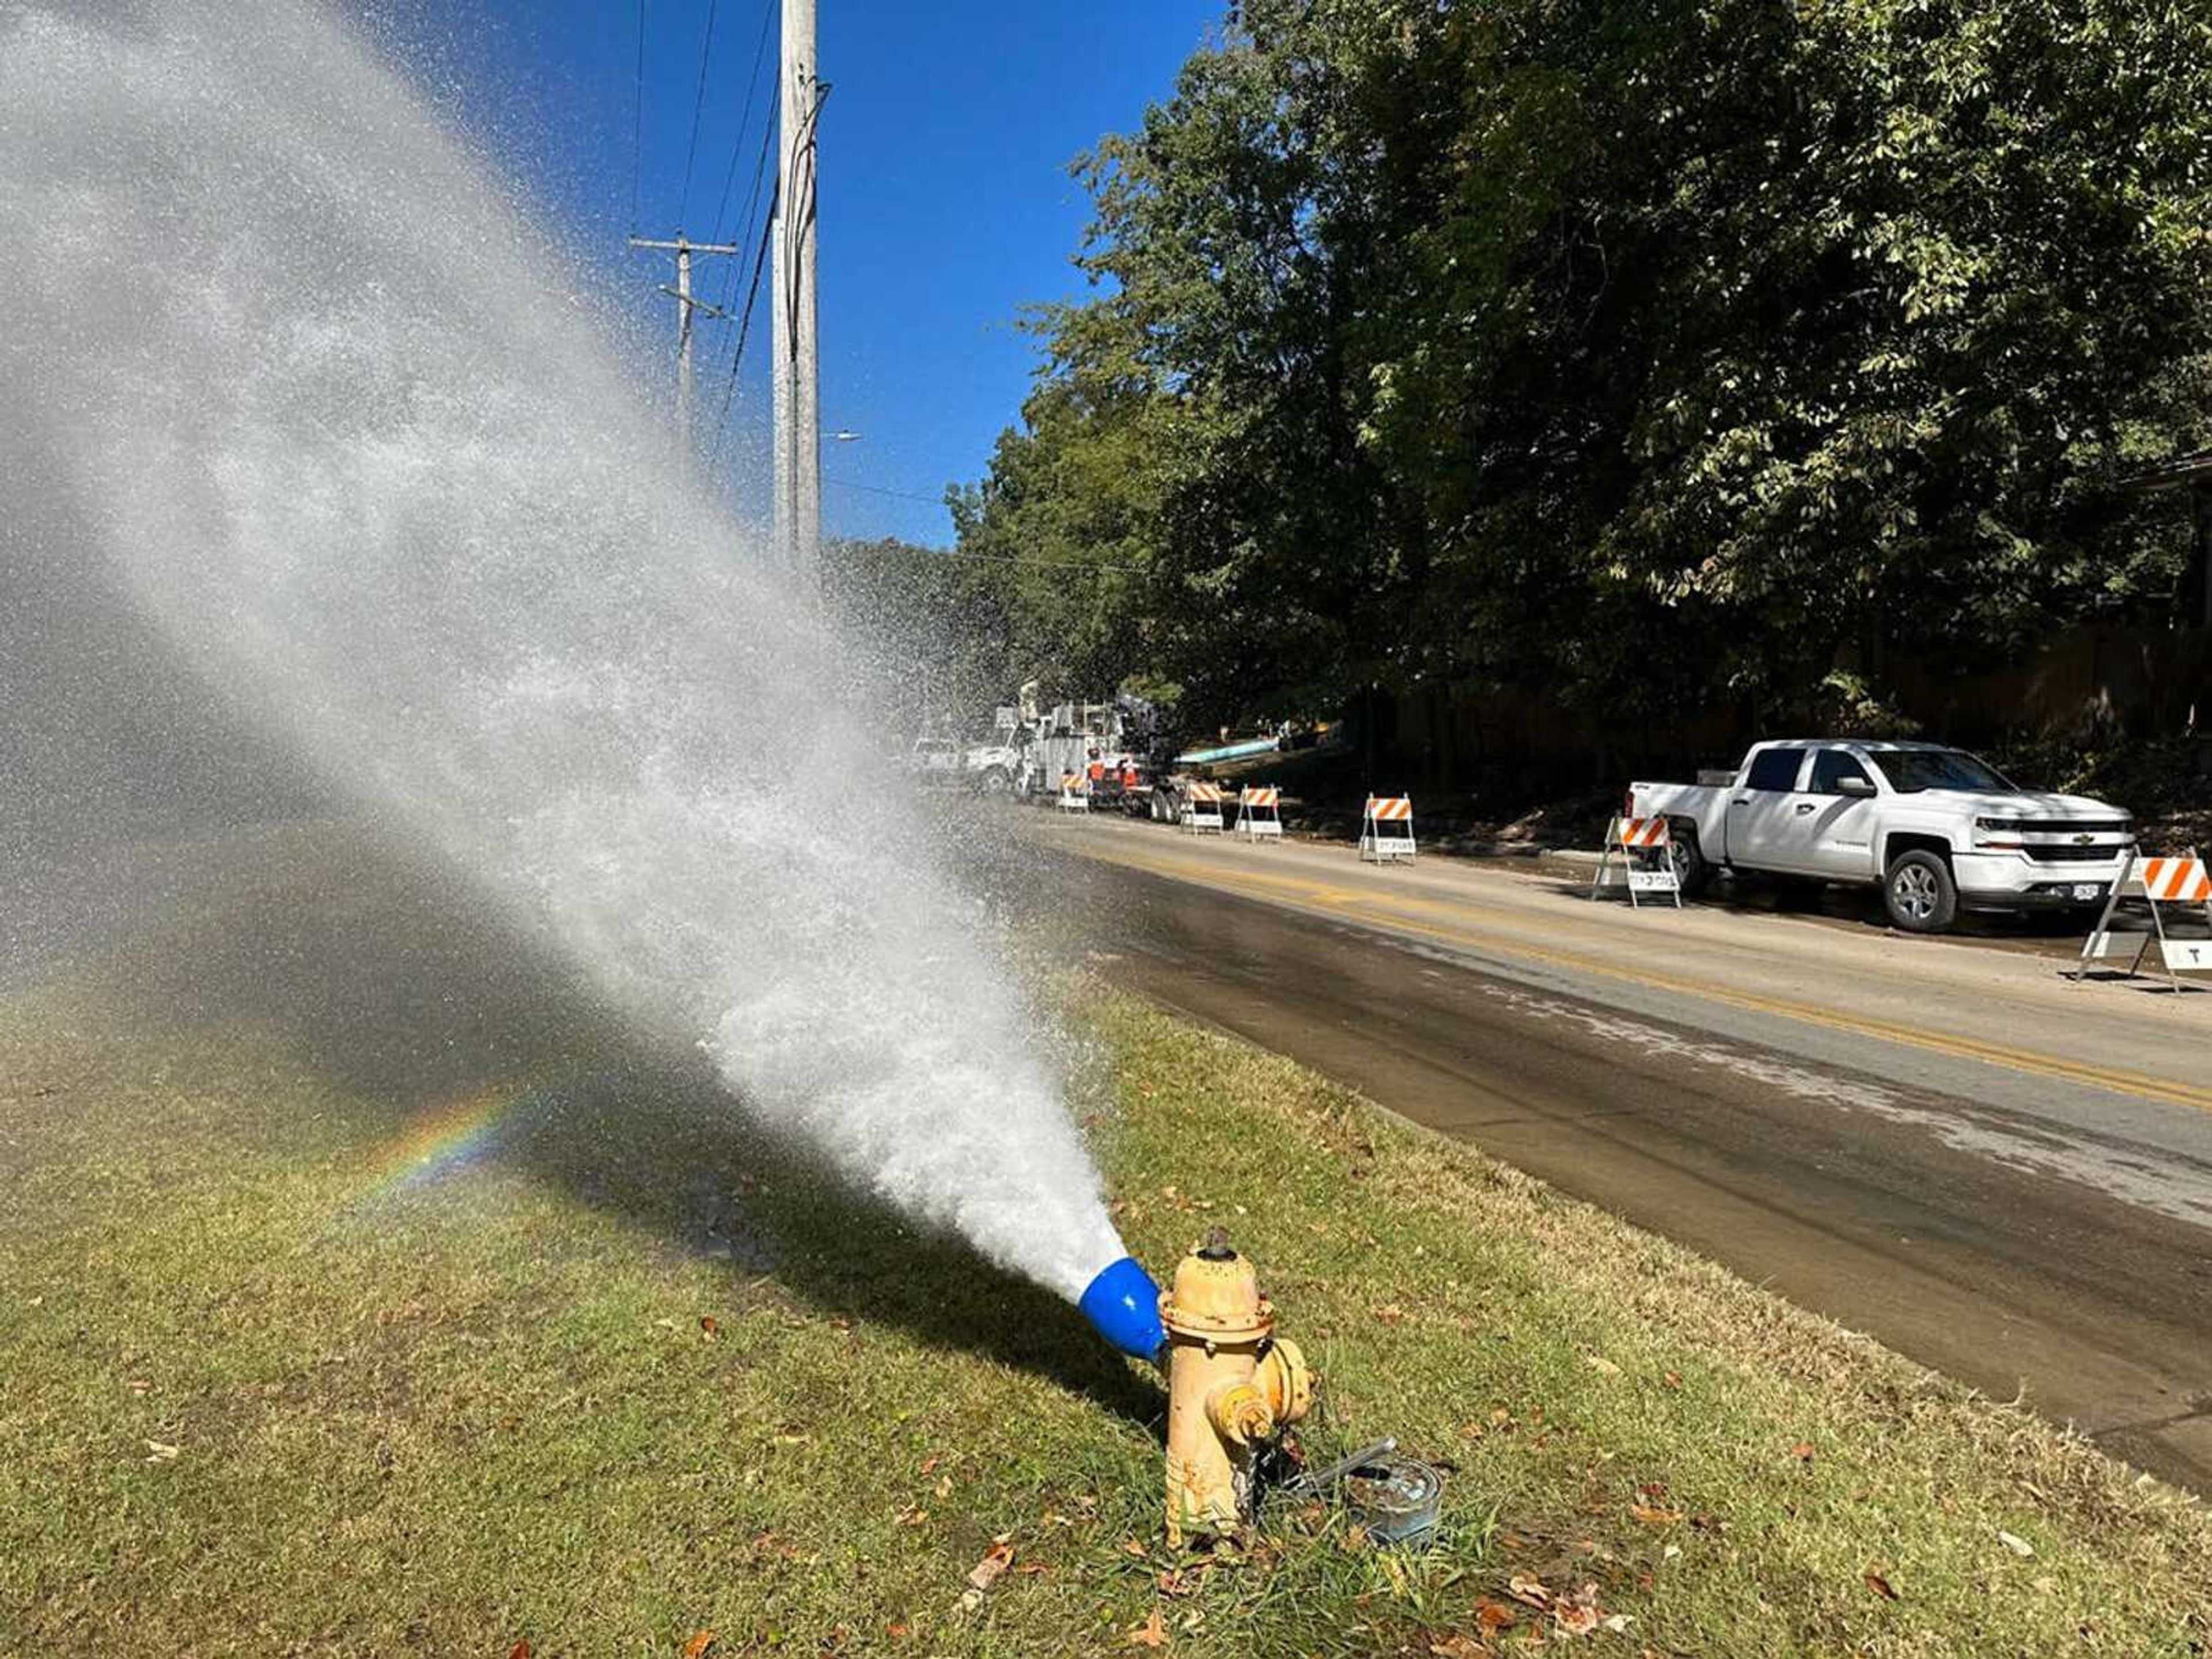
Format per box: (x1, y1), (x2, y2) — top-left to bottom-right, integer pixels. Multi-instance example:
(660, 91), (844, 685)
(959, 0), (2212, 743)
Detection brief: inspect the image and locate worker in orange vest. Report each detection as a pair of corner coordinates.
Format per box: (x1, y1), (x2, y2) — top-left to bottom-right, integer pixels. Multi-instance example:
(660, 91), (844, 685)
(1086, 749), (1107, 787)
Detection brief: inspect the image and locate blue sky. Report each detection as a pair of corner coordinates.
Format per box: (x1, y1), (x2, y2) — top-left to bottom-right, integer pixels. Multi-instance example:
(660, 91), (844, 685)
(408, 1), (1221, 548)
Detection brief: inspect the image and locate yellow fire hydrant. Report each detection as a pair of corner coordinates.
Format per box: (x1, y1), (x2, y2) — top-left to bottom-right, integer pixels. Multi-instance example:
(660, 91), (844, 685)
(1161, 1230), (1312, 1546)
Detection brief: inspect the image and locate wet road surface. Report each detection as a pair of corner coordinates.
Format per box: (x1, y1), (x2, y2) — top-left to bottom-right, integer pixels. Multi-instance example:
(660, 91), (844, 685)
(1025, 817), (2212, 1491)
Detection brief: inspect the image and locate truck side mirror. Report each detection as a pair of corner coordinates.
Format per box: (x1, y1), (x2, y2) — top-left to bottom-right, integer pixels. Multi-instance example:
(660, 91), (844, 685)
(1838, 775), (1877, 798)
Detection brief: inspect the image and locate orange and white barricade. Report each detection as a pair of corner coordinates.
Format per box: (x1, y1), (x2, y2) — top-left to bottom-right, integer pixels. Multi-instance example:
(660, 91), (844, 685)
(1238, 786), (1283, 843)
(1358, 796), (1415, 863)
(2072, 850), (2212, 988)
(1183, 782), (1225, 834)
(1057, 772), (1089, 814)
(1591, 816), (1681, 908)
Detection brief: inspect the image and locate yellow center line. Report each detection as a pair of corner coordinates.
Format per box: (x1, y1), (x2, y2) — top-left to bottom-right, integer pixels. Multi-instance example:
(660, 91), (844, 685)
(1067, 834), (2212, 1116)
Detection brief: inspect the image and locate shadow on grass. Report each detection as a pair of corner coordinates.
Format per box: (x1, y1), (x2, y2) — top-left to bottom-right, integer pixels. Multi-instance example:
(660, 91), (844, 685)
(44, 817), (1163, 1431)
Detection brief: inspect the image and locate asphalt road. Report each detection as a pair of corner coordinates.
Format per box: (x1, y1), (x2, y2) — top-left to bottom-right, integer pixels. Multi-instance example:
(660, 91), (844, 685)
(1020, 812), (2212, 1493)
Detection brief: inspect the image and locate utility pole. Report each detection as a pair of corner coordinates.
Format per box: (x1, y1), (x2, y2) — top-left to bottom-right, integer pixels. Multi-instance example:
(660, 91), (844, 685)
(627, 233), (740, 453)
(773, 0), (825, 581)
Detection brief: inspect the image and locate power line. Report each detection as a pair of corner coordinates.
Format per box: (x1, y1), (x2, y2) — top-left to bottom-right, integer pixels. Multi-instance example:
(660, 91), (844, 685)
(677, 0), (722, 228)
(825, 528), (1146, 575)
(715, 61), (780, 321)
(824, 477), (946, 506)
(704, 169), (781, 469)
(705, 0), (777, 257)
(628, 0), (646, 232)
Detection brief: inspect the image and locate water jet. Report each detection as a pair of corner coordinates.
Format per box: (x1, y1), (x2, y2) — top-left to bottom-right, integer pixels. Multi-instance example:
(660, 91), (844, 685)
(0, 0), (1137, 1329)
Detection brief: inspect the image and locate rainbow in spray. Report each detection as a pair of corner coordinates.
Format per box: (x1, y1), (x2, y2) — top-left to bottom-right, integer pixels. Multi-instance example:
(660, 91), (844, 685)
(356, 1082), (533, 1200)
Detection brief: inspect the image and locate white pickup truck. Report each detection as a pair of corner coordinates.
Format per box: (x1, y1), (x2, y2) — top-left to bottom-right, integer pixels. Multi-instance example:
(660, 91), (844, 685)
(1627, 740), (2135, 933)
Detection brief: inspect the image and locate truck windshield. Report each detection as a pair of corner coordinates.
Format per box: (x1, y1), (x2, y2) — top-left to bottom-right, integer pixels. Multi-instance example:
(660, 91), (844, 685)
(1872, 749), (2015, 794)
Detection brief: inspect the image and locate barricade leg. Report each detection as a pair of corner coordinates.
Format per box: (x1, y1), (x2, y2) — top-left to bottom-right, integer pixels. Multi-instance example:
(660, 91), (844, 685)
(1593, 816), (1635, 903)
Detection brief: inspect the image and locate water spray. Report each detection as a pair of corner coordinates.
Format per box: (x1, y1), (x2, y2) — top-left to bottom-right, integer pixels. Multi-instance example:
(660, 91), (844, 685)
(0, 2), (1140, 1320)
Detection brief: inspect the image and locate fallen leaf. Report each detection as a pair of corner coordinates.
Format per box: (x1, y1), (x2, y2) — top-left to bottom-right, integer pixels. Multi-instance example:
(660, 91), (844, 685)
(1584, 1354), (1622, 1377)
(896, 1507), (928, 1527)
(1474, 1596), (1518, 1631)
(934, 1476), (952, 1499)
(1997, 1529), (2035, 1558)
(509, 1643), (532, 1659)
(918, 1456), (942, 1475)
(1864, 1571), (1899, 1601)
(2031, 1575), (2058, 1594)
(681, 1632), (716, 1659)
(1506, 1573), (1551, 1609)
(1600, 1613), (1631, 1633)
(886, 1622), (910, 1639)
(1126, 1607), (1169, 1647)
(1628, 1502), (1685, 1525)
(956, 1589), (984, 1615)
(1426, 1637), (1487, 1658)
(699, 1316), (719, 1339)
(1121, 1537), (1149, 1558)
(1156, 1569), (1195, 1599)
(1374, 1304), (1406, 1325)
(1661, 1370), (1682, 1388)
(967, 1542), (1015, 1593)
(144, 1440), (181, 1463)
(1555, 1603), (1600, 1637)
(1792, 1442), (1816, 1462)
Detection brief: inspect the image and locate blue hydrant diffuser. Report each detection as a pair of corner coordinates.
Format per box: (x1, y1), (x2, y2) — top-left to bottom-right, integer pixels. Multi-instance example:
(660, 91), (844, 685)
(1080, 1255), (1165, 1359)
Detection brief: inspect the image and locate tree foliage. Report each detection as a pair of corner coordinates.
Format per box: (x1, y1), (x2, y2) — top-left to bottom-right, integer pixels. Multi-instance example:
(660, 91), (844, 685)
(955, 0), (2212, 734)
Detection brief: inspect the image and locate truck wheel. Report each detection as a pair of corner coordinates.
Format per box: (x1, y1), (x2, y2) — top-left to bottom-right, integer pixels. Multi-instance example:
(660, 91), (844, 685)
(1883, 850), (1957, 933)
(1666, 823), (1709, 896)
(974, 767), (1010, 798)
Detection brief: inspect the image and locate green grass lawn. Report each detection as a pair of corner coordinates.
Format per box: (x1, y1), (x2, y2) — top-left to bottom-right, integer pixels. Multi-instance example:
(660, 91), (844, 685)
(4, 934), (2210, 1656)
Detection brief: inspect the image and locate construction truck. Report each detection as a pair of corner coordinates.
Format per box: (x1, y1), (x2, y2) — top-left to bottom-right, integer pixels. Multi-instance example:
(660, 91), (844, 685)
(1004, 684), (1162, 807)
